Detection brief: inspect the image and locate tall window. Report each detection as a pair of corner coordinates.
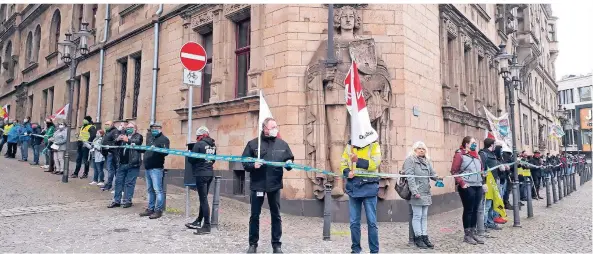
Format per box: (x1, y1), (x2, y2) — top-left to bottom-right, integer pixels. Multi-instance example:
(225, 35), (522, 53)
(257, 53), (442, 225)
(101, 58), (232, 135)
(28, 95), (34, 118)
(235, 19), (251, 98)
(532, 119), (537, 146)
(76, 4), (84, 31)
(83, 74), (90, 119)
(118, 60), (128, 120)
(50, 10), (62, 53)
(579, 86), (592, 102)
(91, 4), (98, 30)
(25, 32), (33, 64)
(202, 33), (213, 103)
(33, 25), (41, 62)
(48, 87), (54, 114)
(42, 89), (48, 122)
(73, 78), (81, 127)
(523, 114), (529, 145)
(132, 56), (141, 118)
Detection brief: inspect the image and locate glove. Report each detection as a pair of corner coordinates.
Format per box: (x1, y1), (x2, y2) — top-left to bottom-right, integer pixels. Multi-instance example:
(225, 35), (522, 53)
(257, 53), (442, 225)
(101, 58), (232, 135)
(435, 180), (445, 188)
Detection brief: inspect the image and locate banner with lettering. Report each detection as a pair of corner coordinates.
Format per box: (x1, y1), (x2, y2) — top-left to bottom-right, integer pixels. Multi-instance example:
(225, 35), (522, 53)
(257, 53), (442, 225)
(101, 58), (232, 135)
(483, 106), (512, 148)
(345, 61), (378, 148)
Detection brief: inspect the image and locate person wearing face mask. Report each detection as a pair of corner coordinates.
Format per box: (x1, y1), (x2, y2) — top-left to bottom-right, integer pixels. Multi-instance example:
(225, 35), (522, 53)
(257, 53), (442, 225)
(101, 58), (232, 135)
(139, 123), (170, 220)
(241, 117), (294, 254)
(450, 136), (486, 245)
(478, 138), (504, 231)
(90, 129), (105, 186)
(100, 120), (126, 191)
(6, 119), (20, 159)
(41, 118), (56, 172)
(29, 122), (43, 165)
(108, 122), (143, 209)
(17, 117), (33, 162)
(1, 118), (14, 156)
(71, 116), (96, 179)
(49, 122), (68, 175)
(185, 126), (215, 232)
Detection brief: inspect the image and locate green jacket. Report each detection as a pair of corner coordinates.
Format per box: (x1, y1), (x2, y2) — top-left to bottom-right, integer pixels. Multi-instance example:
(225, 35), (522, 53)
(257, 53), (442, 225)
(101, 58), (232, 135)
(44, 125), (55, 144)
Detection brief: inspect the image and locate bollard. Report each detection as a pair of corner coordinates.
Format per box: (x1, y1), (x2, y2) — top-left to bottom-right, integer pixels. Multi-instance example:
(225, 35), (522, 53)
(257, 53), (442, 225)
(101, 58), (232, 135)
(408, 204), (414, 246)
(563, 173), (568, 197)
(558, 173), (563, 200)
(552, 172), (558, 203)
(573, 173), (577, 192)
(322, 184), (332, 241)
(210, 176), (221, 229)
(185, 186), (191, 219)
(526, 178), (533, 218)
(545, 175), (552, 208)
(476, 194), (485, 235)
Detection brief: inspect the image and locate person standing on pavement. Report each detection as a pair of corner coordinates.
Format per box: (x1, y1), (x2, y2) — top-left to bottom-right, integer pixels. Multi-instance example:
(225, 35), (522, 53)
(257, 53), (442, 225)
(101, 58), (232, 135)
(341, 138), (382, 254)
(450, 136), (485, 245)
(71, 116), (96, 179)
(108, 121), (143, 208)
(478, 138), (503, 231)
(18, 117), (33, 162)
(42, 118), (56, 172)
(403, 141), (441, 249)
(101, 120), (125, 191)
(50, 121), (68, 175)
(6, 119), (20, 159)
(529, 151), (543, 199)
(89, 129), (105, 186)
(185, 126), (216, 233)
(29, 122), (43, 165)
(139, 123), (170, 220)
(1, 119), (13, 157)
(0, 118), (6, 154)
(241, 118), (294, 254)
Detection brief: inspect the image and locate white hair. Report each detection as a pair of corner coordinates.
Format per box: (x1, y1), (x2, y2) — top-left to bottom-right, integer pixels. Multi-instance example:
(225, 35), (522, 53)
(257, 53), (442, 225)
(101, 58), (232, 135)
(408, 141), (430, 160)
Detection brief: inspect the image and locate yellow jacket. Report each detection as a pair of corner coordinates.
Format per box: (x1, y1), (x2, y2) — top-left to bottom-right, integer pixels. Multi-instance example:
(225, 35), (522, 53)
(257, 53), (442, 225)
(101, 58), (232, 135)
(3, 123), (13, 136)
(340, 141), (382, 198)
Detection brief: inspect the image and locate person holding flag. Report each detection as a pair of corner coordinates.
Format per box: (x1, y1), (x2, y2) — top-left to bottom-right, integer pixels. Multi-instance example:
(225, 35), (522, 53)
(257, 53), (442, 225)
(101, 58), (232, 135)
(478, 138), (505, 230)
(241, 91), (294, 254)
(341, 60), (382, 254)
(0, 118), (14, 155)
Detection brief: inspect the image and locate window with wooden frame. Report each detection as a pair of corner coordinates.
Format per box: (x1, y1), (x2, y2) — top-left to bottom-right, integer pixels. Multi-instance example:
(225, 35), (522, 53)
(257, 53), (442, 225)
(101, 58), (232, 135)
(235, 18), (251, 98)
(202, 32), (213, 103)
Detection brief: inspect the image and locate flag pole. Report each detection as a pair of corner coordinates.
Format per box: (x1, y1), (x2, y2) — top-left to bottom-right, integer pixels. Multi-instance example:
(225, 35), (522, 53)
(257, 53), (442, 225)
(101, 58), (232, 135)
(257, 90), (262, 160)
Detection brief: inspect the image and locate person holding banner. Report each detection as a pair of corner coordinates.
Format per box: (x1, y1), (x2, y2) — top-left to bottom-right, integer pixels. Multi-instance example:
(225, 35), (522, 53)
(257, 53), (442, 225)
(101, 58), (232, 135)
(241, 117), (294, 254)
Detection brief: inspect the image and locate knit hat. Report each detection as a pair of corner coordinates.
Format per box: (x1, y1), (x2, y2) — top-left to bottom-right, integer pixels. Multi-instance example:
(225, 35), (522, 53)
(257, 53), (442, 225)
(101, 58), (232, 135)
(84, 116), (93, 122)
(195, 126), (209, 136)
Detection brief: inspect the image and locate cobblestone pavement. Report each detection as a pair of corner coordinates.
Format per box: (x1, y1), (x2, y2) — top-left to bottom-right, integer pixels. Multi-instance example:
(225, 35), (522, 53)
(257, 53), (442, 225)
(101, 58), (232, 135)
(1, 151), (591, 253)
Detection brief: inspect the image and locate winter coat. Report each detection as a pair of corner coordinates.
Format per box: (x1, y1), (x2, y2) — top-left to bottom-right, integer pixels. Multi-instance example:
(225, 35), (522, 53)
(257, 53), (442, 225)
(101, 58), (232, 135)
(144, 132), (170, 170)
(7, 124), (20, 143)
(450, 149), (483, 188)
(479, 148), (502, 181)
(403, 155), (438, 206)
(19, 122), (33, 142)
(189, 136), (216, 181)
(101, 127), (122, 155)
(52, 128), (67, 151)
(31, 125), (43, 146)
(91, 136), (105, 163)
(340, 141), (382, 198)
(241, 134), (294, 193)
(118, 132), (143, 168)
(42, 124), (55, 144)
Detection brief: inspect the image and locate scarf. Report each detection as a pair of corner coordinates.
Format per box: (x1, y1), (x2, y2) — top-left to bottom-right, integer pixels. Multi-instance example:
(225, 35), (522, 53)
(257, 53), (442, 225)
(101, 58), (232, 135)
(461, 145), (479, 158)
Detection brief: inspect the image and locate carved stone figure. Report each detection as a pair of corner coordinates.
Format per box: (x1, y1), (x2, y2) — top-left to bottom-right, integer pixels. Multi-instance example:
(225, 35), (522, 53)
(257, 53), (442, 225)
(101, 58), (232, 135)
(304, 6), (392, 200)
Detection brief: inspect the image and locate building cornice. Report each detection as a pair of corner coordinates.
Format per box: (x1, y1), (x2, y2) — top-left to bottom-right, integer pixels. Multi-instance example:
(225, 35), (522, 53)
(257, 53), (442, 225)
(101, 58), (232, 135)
(18, 4), (49, 31)
(440, 4), (499, 56)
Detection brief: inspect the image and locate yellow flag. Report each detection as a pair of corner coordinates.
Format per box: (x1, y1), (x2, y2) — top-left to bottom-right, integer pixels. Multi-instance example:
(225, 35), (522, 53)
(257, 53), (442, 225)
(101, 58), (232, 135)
(485, 170), (507, 219)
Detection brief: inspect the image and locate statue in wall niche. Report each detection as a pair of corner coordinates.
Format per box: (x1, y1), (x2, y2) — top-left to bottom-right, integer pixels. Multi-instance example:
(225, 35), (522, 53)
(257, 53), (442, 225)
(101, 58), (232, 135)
(304, 5), (392, 200)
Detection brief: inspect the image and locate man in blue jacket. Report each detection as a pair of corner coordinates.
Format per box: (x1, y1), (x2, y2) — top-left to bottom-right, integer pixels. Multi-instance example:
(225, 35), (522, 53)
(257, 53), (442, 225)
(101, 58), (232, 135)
(18, 117), (33, 162)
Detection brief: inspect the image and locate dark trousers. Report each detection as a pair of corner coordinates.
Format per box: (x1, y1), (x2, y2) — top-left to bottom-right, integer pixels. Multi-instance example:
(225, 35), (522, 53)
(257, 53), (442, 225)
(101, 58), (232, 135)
(74, 145), (90, 175)
(458, 186), (482, 229)
(195, 176), (213, 225)
(0, 135), (7, 153)
(249, 189), (282, 248)
(6, 142), (17, 158)
(532, 169), (542, 196)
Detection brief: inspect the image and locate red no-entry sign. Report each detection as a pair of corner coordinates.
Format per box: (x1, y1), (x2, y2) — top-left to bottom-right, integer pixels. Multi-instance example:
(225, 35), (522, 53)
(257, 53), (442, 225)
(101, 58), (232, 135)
(180, 42), (207, 72)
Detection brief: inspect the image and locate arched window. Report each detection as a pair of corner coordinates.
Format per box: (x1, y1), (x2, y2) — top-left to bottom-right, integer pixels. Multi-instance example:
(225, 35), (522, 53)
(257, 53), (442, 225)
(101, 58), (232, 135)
(49, 9), (61, 53)
(25, 31), (33, 64)
(4, 41), (13, 78)
(33, 25), (41, 62)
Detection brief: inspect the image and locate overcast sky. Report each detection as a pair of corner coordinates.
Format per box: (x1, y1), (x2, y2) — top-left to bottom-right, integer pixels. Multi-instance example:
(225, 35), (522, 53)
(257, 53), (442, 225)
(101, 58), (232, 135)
(553, 3), (593, 80)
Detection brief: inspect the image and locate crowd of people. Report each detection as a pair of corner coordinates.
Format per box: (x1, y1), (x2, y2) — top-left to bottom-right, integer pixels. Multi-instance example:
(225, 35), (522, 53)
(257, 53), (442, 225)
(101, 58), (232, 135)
(0, 115), (589, 254)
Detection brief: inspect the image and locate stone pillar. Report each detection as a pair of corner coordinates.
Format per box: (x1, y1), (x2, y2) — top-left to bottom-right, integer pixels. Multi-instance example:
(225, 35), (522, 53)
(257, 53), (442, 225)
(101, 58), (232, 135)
(246, 4), (263, 95)
(208, 5), (226, 102)
(440, 17), (450, 107)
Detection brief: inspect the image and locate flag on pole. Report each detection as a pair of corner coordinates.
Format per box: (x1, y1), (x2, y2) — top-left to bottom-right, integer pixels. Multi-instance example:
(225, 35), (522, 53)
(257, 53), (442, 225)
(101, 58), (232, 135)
(345, 61), (378, 148)
(257, 90), (280, 159)
(0, 104), (8, 120)
(50, 103), (70, 120)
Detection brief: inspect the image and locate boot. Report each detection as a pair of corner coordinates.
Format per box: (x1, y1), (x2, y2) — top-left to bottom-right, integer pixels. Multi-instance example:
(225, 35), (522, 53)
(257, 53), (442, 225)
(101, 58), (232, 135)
(471, 228), (484, 244)
(185, 218), (202, 229)
(463, 229), (477, 245)
(422, 235), (434, 249)
(194, 224), (211, 235)
(414, 236), (428, 249)
(272, 246), (283, 253)
(139, 209), (154, 217)
(149, 211), (163, 219)
(247, 245), (257, 253)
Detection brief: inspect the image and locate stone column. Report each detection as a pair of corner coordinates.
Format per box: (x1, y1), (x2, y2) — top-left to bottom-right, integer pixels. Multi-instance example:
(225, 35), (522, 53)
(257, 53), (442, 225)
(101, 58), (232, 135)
(246, 4), (263, 95)
(440, 17), (451, 107)
(208, 5), (225, 102)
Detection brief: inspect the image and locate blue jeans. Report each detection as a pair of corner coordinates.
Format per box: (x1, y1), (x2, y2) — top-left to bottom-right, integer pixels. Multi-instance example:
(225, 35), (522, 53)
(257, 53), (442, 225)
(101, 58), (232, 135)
(145, 168), (165, 212)
(20, 140), (29, 160)
(93, 161), (105, 182)
(32, 144), (40, 164)
(113, 165), (140, 204)
(348, 196), (379, 253)
(104, 154), (117, 190)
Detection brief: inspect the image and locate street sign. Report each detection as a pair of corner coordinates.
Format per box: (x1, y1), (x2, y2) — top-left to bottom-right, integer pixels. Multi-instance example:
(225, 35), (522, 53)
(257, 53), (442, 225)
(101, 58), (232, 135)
(183, 69), (202, 86)
(180, 42), (207, 72)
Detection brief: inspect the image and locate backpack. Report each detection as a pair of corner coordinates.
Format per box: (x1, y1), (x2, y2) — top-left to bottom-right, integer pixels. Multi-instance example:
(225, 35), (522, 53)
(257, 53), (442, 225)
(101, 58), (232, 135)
(394, 170), (411, 200)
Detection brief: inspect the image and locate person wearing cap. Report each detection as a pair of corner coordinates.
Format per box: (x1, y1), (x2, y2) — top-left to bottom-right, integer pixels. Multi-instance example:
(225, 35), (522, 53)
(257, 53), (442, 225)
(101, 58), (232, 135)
(108, 121), (143, 208)
(101, 120), (126, 191)
(71, 116), (97, 179)
(139, 122), (170, 219)
(185, 126), (216, 233)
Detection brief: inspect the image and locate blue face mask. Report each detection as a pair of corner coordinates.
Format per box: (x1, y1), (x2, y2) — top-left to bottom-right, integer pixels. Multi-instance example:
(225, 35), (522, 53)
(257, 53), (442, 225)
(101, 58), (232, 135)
(470, 143), (477, 151)
(151, 129), (161, 137)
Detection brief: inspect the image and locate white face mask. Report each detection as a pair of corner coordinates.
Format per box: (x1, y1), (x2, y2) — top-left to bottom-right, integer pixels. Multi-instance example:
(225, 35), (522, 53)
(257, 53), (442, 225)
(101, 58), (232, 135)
(268, 128), (279, 137)
(58, 124), (65, 129)
(117, 125), (124, 131)
(24, 119), (29, 123)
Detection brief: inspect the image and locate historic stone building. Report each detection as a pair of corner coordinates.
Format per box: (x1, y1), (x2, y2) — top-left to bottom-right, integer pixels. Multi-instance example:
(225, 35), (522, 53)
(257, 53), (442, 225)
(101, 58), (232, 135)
(0, 4), (560, 221)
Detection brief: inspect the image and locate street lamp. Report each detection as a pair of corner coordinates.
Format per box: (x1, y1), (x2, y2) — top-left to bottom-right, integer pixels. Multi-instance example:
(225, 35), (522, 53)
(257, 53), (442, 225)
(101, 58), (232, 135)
(495, 43), (522, 227)
(57, 22), (91, 183)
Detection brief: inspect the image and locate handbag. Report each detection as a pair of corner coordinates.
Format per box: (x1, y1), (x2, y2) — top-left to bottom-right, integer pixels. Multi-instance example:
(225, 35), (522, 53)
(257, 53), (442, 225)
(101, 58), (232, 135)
(394, 171), (411, 200)
(50, 144), (59, 150)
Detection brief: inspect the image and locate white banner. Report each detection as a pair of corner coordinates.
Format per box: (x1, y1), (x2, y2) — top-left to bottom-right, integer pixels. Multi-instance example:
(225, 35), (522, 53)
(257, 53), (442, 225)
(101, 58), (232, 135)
(345, 61), (378, 148)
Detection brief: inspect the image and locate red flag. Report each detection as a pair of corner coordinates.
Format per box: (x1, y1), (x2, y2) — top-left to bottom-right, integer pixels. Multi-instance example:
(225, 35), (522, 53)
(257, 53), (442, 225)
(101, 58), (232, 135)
(0, 104), (8, 120)
(50, 103), (70, 120)
(345, 61), (378, 148)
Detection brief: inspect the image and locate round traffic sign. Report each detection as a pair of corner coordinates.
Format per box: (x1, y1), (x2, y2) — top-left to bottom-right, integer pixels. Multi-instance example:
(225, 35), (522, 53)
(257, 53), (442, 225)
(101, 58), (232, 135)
(180, 42), (207, 71)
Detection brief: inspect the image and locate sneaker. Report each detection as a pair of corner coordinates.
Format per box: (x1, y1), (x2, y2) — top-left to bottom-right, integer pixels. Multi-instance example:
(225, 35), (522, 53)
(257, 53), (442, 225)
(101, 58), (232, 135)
(42, 165), (49, 169)
(111, 190), (115, 194)
(122, 203), (133, 208)
(493, 217), (507, 224)
(194, 224), (211, 235)
(89, 181), (98, 185)
(139, 209), (154, 217)
(149, 211), (163, 219)
(97, 182), (105, 187)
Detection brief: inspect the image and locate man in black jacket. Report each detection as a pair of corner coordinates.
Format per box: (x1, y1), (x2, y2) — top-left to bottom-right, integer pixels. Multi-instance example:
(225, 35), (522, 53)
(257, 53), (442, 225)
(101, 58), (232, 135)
(185, 126), (217, 234)
(478, 138), (503, 230)
(101, 120), (126, 191)
(139, 122), (170, 219)
(29, 122), (43, 165)
(72, 116), (97, 179)
(529, 151), (543, 199)
(241, 118), (294, 254)
(108, 121), (143, 208)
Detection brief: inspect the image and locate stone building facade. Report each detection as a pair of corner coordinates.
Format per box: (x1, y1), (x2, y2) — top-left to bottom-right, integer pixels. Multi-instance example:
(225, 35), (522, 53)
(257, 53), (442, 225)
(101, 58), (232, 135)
(0, 4), (560, 222)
